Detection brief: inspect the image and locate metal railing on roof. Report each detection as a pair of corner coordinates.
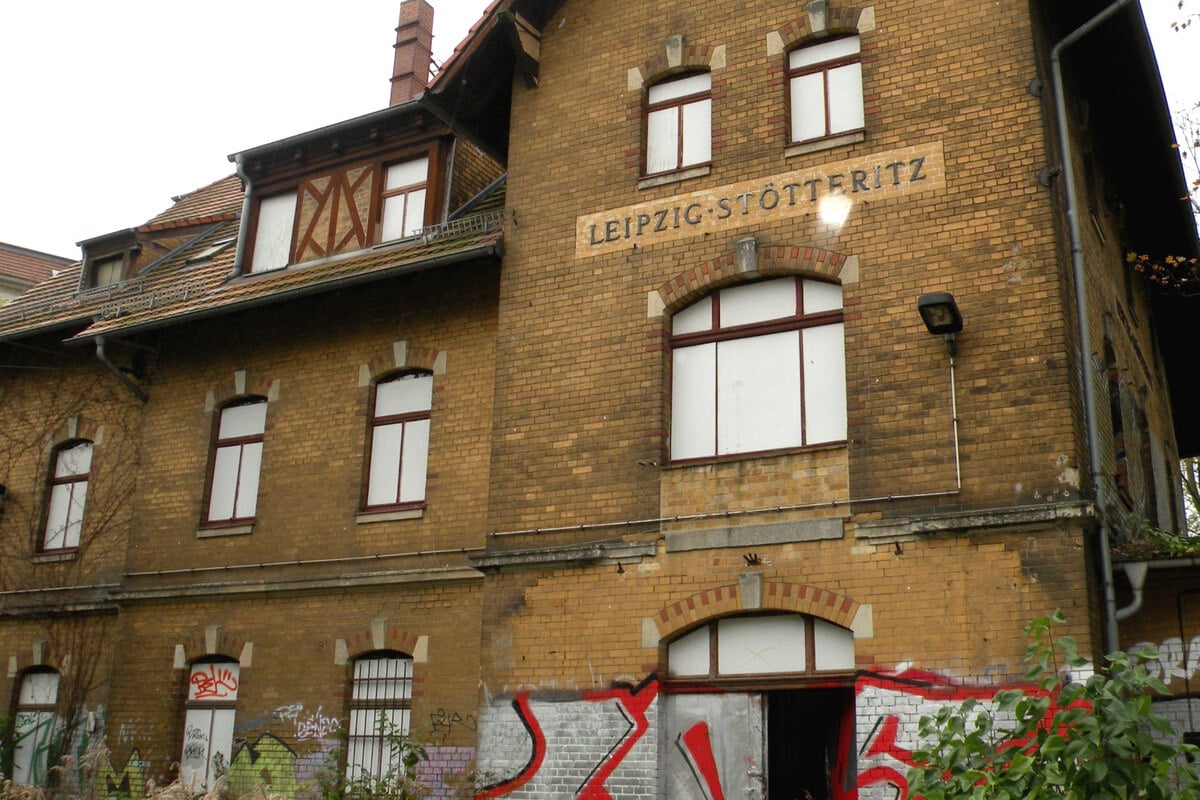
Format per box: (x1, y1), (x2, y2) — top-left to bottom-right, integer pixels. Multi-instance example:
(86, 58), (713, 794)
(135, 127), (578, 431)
(415, 208), (507, 243)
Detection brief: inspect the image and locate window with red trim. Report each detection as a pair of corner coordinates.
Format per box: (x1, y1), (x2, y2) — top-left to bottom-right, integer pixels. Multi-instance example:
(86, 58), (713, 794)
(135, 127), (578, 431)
(645, 72), (712, 176)
(42, 440), (93, 551)
(788, 35), (865, 145)
(205, 398), (267, 525)
(364, 372), (431, 510)
(670, 277), (846, 462)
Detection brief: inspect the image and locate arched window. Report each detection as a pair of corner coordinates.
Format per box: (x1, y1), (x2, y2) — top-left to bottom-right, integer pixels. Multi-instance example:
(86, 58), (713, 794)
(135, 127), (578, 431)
(670, 276), (846, 462)
(664, 614), (854, 800)
(346, 652), (414, 782)
(645, 72), (712, 176)
(180, 659), (239, 788)
(788, 35), (865, 144)
(42, 440), (93, 551)
(12, 668), (59, 786)
(205, 398), (267, 526)
(364, 372), (432, 510)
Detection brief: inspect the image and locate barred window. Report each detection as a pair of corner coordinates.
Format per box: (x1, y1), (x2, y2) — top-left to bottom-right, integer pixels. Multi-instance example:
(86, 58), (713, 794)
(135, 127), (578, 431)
(346, 652), (414, 782)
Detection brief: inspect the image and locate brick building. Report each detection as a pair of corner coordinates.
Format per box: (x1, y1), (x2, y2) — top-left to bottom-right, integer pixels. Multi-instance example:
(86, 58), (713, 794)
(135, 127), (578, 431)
(0, 1), (1197, 800)
(0, 243), (72, 305)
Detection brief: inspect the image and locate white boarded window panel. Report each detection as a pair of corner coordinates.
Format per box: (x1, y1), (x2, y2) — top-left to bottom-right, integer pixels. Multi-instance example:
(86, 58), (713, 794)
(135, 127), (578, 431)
(813, 619), (855, 671)
(668, 625), (711, 677)
(790, 72), (826, 142)
(403, 187), (427, 237)
(55, 442), (92, 476)
(717, 615), (807, 674)
(381, 194), (411, 242)
(803, 323), (847, 444)
(827, 63), (865, 133)
(672, 295), (713, 335)
(671, 343), (717, 460)
(208, 447), (241, 521)
(235, 442), (263, 518)
(368, 423), (404, 506)
(649, 72), (711, 103)
(386, 157), (428, 190)
(789, 36), (860, 70)
(803, 280), (843, 314)
(717, 332), (802, 455)
(680, 98), (712, 167)
(720, 277), (796, 327)
(646, 108), (679, 174)
(251, 192), (296, 272)
(219, 402), (267, 439)
(377, 374), (433, 416)
(45, 481), (87, 549)
(181, 707), (236, 789)
(19, 673), (58, 704)
(13, 710), (55, 785)
(398, 419), (430, 503)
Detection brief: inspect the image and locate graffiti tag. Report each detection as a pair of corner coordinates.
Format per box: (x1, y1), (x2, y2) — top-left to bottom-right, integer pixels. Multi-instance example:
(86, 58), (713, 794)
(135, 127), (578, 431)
(190, 664), (239, 699)
(296, 706), (341, 740)
(430, 708), (477, 743)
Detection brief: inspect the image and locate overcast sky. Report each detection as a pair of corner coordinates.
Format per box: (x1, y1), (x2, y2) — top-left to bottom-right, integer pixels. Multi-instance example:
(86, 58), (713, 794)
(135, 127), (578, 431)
(0, 1), (1195, 260)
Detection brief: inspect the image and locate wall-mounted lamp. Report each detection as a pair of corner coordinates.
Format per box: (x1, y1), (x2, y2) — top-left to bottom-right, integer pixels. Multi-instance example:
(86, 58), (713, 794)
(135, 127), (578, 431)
(918, 292), (964, 356)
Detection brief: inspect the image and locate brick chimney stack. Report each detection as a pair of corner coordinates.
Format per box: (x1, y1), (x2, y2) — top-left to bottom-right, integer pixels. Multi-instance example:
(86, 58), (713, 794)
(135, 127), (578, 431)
(390, 0), (435, 106)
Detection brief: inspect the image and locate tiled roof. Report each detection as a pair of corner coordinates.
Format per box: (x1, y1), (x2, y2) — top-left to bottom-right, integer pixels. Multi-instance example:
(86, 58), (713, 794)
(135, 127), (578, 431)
(0, 179), (506, 343)
(140, 174), (244, 230)
(0, 242), (74, 284)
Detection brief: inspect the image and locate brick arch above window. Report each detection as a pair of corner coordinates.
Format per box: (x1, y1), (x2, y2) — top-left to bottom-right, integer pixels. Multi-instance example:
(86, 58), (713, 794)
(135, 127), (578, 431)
(654, 246), (856, 316)
(358, 340), (447, 389)
(175, 628), (251, 670)
(651, 581), (860, 643)
(203, 369), (281, 412)
(768, 2), (876, 55)
(628, 38), (727, 95)
(335, 620), (428, 666)
(43, 415), (104, 452)
(7, 639), (63, 680)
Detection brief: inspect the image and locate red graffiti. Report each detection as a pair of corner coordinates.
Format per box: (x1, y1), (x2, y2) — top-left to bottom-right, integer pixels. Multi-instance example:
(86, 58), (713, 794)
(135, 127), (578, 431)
(678, 722), (726, 800)
(478, 677), (659, 800)
(190, 663), (239, 700)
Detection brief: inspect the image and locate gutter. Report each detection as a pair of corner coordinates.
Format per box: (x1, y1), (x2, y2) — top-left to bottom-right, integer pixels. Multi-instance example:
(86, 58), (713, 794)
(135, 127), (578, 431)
(1049, 0), (1133, 655)
(230, 155), (254, 276)
(95, 335), (148, 403)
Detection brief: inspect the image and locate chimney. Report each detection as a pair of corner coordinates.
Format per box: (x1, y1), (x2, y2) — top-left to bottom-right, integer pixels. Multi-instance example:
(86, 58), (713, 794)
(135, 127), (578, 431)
(390, 0), (435, 106)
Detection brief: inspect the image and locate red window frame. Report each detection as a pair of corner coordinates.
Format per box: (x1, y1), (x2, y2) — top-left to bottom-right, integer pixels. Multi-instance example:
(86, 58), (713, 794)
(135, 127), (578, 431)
(203, 398), (267, 526)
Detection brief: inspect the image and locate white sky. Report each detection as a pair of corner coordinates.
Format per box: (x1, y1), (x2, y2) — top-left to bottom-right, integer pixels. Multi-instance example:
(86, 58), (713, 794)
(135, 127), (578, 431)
(0, 1), (1195, 260)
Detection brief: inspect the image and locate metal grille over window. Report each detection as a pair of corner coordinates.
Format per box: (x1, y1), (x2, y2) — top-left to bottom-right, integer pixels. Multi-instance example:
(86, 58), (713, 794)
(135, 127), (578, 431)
(347, 654), (414, 782)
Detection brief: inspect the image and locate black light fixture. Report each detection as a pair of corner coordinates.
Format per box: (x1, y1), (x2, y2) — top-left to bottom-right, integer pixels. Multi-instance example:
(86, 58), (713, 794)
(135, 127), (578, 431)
(917, 292), (964, 335)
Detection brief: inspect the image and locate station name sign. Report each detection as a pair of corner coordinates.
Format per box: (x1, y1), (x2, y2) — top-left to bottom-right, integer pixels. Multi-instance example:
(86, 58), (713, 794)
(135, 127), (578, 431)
(575, 141), (944, 258)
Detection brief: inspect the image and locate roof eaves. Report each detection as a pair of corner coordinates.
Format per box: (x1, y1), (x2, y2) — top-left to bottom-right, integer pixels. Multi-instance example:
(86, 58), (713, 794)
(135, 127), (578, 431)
(70, 239), (502, 343)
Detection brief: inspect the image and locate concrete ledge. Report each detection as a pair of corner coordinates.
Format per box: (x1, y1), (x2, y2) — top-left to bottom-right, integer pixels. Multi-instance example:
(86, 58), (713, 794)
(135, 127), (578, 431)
(665, 517), (844, 553)
(197, 524), (253, 538)
(472, 540), (657, 571)
(356, 508), (423, 524)
(854, 501), (1092, 540)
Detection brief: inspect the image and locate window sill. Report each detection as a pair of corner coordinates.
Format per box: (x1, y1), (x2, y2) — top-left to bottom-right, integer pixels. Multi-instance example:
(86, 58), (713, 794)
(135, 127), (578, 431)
(197, 524), (254, 539)
(356, 508), (424, 524)
(32, 550), (78, 564)
(639, 164), (711, 190)
(785, 131), (865, 159)
(667, 440), (848, 469)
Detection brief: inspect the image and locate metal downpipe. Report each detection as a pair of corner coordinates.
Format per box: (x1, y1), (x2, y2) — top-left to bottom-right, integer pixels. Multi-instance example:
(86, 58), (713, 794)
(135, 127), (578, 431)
(1049, 0), (1132, 655)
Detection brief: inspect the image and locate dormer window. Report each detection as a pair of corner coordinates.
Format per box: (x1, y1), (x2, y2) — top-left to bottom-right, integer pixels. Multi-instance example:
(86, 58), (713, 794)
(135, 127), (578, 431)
(380, 156), (429, 242)
(92, 255), (126, 287)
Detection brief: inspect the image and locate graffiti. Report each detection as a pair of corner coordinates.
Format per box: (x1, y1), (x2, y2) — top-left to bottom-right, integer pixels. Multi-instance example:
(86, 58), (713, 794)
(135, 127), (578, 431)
(190, 663), (239, 699)
(1133, 637), (1200, 686)
(479, 676), (659, 800)
(430, 707), (477, 743)
(228, 733), (300, 798)
(97, 750), (148, 800)
(295, 706), (341, 740)
(677, 722), (726, 800)
(234, 703), (308, 734)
